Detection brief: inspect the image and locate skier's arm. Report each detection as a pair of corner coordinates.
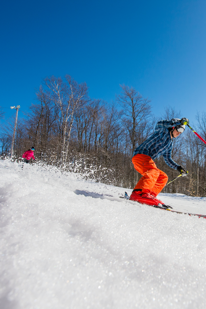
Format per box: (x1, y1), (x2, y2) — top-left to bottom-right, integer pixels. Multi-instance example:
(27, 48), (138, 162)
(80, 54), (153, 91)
(162, 148), (179, 170)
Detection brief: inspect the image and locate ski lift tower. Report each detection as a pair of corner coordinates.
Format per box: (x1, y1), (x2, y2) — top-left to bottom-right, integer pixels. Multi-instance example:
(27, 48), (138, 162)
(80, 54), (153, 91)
(10, 105), (20, 157)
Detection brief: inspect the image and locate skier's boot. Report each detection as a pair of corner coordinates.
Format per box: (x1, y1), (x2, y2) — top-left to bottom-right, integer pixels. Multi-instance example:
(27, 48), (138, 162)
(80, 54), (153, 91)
(130, 190), (162, 206)
(150, 192), (164, 205)
(130, 190), (172, 208)
(129, 190), (143, 202)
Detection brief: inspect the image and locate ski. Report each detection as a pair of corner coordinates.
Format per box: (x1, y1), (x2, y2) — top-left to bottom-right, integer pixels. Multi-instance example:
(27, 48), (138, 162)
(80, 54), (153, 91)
(159, 207), (206, 219)
(120, 192), (206, 219)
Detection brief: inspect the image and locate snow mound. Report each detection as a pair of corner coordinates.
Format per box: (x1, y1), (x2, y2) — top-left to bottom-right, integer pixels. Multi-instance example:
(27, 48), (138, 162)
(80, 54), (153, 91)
(1, 160), (206, 309)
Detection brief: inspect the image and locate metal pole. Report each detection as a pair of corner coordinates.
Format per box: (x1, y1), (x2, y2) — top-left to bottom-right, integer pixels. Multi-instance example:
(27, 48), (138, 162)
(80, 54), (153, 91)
(187, 124), (206, 145)
(165, 173), (183, 187)
(10, 105), (20, 157)
(165, 170), (189, 187)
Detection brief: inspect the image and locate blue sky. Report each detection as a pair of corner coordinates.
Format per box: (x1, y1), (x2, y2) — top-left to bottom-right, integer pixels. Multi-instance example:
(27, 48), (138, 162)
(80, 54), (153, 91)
(1, 0), (206, 128)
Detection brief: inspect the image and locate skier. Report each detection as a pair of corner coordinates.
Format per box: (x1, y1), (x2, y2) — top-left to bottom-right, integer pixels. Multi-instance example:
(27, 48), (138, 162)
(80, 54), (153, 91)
(129, 118), (189, 206)
(22, 147), (35, 163)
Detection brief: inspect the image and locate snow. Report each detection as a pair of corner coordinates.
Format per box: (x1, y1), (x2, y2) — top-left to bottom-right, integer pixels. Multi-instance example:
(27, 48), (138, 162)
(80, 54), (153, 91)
(1, 160), (206, 309)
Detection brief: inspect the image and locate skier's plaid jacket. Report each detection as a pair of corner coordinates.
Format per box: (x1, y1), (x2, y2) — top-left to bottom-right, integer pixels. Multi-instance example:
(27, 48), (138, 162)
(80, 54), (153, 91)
(133, 119), (182, 170)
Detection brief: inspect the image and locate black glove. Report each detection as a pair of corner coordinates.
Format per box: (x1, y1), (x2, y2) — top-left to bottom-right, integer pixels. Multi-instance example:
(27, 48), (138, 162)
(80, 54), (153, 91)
(177, 165), (188, 175)
(180, 118), (189, 125)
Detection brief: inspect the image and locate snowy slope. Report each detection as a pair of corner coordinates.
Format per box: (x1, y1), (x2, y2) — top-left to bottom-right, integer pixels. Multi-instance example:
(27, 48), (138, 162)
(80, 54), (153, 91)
(1, 159), (206, 309)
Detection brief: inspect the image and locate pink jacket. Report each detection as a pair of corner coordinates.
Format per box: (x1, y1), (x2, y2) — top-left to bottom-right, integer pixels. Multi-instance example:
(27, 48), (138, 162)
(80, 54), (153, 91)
(22, 150), (35, 160)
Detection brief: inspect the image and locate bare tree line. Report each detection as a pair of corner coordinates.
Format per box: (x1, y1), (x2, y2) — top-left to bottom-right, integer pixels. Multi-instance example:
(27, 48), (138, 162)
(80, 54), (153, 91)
(1, 76), (206, 196)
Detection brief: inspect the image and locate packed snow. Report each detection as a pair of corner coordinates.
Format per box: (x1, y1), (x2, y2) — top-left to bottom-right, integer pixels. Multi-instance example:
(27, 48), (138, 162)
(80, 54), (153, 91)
(1, 159), (206, 309)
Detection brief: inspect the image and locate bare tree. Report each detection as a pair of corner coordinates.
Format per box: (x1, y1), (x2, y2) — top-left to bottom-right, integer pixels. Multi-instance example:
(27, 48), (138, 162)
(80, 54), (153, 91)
(116, 85), (153, 188)
(44, 75), (89, 163)
(116, 85), (152, 154)
(35, 88), (61, 156)
(0, 135), (10, 155)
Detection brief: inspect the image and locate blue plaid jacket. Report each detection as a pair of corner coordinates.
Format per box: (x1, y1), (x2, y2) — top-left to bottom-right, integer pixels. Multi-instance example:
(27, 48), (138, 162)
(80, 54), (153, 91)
(133, 119), (182, 170)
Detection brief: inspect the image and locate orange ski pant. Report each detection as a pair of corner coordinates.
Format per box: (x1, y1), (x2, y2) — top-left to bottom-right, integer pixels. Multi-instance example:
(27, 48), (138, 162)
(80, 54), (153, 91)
(132, 154), (168, 196)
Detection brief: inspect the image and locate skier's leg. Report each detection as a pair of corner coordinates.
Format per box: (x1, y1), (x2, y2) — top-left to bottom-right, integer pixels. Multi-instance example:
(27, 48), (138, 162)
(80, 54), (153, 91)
(22, 159), (29, 169)
(132, 154), (160, 193)
(151, 170), (168, 196)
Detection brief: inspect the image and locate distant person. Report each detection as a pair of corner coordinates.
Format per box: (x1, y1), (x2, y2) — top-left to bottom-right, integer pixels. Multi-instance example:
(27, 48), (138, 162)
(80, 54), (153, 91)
(129, 118), (189, 206)
(22, 147), (35, 163)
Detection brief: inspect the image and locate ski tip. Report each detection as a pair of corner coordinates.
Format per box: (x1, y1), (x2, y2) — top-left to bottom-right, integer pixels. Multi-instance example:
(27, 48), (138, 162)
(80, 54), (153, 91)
(119, 192), (130, 199)
(124, 192), (130, 199)
(157, 203), (173, 210)
(161, 204), (173, 209)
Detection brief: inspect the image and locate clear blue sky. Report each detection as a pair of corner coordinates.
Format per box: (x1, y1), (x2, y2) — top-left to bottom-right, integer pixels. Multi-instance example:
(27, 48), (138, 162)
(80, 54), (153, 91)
(1, 0), (206, 127)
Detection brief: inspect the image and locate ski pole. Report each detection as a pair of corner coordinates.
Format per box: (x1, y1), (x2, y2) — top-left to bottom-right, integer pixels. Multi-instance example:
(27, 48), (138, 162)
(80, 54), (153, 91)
(166, 171), (188, 187)
(166, 174), (183, 186)
(187, 124), (206, 145)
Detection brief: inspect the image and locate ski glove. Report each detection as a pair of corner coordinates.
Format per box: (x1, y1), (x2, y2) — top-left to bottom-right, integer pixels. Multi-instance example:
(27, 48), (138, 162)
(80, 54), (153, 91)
(181, 118), (189, 125)
(177, 165), (188, 175)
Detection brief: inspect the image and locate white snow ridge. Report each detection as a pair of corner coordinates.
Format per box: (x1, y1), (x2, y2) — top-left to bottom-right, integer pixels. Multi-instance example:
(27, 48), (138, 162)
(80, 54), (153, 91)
(1, 159), (206, 309)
